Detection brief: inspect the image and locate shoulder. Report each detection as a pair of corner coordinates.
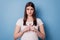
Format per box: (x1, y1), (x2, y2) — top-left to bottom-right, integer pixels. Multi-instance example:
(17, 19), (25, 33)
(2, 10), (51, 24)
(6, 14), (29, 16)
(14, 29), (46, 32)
(36, 18), (43, 25)
(16, 18), (23, 26)
(36, 18), (42, 21)
(17, 18), (23, 22)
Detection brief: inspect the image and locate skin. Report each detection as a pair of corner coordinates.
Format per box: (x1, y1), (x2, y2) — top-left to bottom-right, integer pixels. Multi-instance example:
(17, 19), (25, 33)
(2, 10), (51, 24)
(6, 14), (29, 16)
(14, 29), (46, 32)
(14, 6), (45, 40)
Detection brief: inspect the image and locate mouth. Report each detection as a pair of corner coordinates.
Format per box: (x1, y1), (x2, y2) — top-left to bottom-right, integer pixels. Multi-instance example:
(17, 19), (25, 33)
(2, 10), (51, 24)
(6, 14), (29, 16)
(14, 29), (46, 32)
(29, 13), (32, 14)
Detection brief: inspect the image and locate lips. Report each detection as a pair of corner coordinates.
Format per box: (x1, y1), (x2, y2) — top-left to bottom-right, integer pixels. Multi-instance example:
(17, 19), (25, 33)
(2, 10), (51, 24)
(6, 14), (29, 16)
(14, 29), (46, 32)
(29, 13), (31, 14)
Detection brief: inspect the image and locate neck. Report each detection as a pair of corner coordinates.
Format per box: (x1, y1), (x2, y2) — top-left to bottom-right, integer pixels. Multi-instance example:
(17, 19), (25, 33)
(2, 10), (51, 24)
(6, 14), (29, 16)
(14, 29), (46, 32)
(27, 16), (34, 22)
(27, 16), (33, 19)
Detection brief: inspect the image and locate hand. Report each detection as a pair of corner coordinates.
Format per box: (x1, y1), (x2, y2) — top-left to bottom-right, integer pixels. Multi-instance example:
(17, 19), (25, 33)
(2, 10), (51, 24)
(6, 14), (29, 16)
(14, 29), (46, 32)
(30, 25), (37, 32)
(23, 26), (30, 33)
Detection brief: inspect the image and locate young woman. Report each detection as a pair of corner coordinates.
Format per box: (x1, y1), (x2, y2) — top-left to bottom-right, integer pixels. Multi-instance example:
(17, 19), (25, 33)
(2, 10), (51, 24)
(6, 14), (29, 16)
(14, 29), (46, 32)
(14, 2), (45, 40)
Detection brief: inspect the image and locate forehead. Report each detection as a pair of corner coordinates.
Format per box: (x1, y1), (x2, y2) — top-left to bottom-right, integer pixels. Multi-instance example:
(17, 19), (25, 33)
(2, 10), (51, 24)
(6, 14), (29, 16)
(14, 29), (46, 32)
(26, 6), (33, 9)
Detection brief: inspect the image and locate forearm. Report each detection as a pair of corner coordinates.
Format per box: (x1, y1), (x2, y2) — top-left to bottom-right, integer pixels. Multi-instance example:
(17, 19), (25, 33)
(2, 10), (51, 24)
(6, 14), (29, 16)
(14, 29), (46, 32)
(14, 31), (24, 40)
(36, 30), (45, 40)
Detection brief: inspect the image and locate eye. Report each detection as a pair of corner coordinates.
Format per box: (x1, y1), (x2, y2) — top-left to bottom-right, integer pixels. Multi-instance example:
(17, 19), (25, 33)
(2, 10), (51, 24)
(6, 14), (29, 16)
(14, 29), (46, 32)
(31, 8), (34, 10)
(26, 8), (29, 10)
(31, 9), (34, 10)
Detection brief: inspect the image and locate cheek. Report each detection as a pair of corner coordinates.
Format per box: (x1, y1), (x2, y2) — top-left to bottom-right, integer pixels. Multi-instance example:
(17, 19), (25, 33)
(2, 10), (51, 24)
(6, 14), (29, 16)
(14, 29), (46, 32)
(31, 10), (34, 13)
(26, 10), (29, 13)
(26, 10), (29, 14)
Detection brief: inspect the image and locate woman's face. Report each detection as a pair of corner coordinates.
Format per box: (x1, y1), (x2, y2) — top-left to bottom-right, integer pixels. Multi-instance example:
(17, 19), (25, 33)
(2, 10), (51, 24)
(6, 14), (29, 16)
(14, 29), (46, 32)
(26, 6), (34, 16)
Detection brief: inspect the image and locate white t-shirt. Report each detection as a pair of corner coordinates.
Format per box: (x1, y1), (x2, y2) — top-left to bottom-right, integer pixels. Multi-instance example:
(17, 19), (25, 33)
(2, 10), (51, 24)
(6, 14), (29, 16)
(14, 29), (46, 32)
(16, 18), (43, 40)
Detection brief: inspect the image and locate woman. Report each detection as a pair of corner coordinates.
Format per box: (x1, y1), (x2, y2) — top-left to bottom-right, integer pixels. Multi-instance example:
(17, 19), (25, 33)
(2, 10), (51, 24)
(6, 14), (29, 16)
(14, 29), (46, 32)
(14, 2), (45, 40)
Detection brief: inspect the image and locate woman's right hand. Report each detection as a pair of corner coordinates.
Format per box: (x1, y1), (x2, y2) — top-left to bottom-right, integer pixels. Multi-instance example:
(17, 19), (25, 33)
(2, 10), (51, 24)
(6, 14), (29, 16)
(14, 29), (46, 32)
(22, 26), (30, 33)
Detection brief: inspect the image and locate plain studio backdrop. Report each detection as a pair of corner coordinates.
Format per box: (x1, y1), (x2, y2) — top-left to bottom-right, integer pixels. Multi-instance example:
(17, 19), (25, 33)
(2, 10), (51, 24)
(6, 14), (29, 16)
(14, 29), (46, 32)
(0, 0), (60, 40)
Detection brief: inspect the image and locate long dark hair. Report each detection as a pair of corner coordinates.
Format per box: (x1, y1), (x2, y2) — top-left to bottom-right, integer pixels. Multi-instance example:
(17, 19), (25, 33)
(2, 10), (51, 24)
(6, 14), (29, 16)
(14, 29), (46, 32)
(23, 2), (37, 26)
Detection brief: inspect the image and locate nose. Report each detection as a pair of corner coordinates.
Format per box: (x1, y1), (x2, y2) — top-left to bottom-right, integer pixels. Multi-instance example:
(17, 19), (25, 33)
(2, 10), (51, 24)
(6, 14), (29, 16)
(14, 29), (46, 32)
(29, 10), (31, 13)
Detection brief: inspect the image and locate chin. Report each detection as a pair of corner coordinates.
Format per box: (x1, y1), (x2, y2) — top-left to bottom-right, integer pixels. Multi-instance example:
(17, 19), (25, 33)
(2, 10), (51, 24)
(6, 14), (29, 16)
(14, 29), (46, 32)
(28, 15), (32, 16)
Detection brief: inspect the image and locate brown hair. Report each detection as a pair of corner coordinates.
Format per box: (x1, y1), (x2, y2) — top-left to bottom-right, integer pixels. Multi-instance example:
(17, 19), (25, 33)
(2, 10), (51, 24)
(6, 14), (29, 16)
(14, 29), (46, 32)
(23, 2), (37, 26)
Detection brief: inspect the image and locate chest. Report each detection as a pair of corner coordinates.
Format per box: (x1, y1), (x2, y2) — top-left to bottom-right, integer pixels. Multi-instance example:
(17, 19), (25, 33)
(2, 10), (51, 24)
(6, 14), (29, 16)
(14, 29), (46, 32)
(21, 21), (38, 31)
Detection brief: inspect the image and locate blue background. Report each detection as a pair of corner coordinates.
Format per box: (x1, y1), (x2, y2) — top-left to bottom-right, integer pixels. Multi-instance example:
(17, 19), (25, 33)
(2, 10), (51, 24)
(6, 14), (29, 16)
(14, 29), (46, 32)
(0, 0), (60, 40)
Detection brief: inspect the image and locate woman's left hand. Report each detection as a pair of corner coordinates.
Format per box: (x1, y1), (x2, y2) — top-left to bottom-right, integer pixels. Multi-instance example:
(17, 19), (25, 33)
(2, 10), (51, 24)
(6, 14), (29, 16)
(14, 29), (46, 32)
(30, 25), (38, 32)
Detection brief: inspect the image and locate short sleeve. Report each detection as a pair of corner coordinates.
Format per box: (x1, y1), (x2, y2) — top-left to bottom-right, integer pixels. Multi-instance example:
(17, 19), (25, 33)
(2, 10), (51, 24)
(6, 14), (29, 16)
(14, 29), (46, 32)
(37, 18), (43, 25)
(16, 18), (22, 26)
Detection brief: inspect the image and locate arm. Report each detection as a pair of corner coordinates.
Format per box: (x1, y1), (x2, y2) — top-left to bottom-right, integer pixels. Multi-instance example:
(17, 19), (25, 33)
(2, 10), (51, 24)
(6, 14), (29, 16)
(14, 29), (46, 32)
(14, 25), (24, 40)
(14, 25), (30, 40)
(30, 24), (45, 40)
(36, 24), (45, 40)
